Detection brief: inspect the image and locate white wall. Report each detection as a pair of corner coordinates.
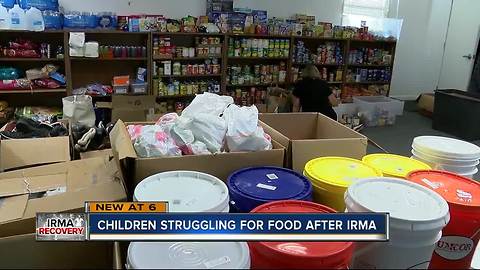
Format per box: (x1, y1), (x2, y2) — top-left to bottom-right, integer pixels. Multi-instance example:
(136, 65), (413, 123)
(389, 0), (451, 99)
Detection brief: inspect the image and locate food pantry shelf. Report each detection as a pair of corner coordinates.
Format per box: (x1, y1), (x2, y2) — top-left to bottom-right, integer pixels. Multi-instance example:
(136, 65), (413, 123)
(0, 58), (64, 62)
(153, 56), (222, 61)
(347, 64), (392, 68)
(227, 83), (286, 87)
(0, 88), (67, 94)
(228, 57), (289, 60)
(156, 74), (222, 78)
(70, 57), (148, 61)
(293, 62), (344, 67)
(157, 94), (196, 99)
(345, 81), (390, 85)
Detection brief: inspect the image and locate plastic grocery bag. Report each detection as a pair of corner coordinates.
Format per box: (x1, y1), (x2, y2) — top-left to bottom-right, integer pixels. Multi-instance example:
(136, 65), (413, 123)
(182, 92), (233, 118)
(62, 95), (96, 127)
(224, 104), (272, 152)
(183, 113), (227, 153)
(128, 125), (181, 158)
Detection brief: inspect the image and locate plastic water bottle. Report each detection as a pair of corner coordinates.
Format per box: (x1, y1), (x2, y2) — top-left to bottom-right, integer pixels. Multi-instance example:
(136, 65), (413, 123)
(9, 4), (27, 30)
(0, 5), (10, 29)
(26, 7), (44, 31)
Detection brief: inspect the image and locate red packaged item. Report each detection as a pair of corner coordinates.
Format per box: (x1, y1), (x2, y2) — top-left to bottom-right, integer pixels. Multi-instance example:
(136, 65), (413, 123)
(0, 79), (31, 90)
(33, 78), (61, 89)
(8, 39), (39, 50)
(4, 49), (41, 58)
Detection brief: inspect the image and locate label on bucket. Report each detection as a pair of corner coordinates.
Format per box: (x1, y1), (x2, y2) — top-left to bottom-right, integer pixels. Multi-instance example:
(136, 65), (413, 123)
(434, 236), (474, 260)
(204, 256), (231, 268)
(256, 183), (277, 191)
(266, 173), (279, 180)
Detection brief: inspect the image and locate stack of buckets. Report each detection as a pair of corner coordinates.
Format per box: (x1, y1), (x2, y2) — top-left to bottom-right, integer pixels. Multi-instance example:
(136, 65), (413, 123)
(411, 136), (480, 179)
(128, 171), (250, 269)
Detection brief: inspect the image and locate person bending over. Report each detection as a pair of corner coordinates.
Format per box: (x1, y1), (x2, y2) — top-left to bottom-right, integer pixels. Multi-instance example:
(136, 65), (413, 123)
(292, 65), (339, 120)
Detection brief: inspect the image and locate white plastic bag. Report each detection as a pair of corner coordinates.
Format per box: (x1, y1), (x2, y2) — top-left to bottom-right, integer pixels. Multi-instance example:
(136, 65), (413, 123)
(130, 125), (181, 158)
(62, 95), (96, 127)
(182, 92), (233, 118)
(170, 116), (196, 155)
(184, 114), (227, 153)
(224, 104), (272, 152)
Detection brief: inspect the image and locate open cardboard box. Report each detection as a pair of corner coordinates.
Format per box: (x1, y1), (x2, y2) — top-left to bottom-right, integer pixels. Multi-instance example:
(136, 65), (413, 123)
(259, 113), (368, 172)
(0, 136), (70, 171)
(0, 155), (127, 238)
(110, 120), (285, 194)
(111, 95), (157, 123)
(0, 234), (116, 269)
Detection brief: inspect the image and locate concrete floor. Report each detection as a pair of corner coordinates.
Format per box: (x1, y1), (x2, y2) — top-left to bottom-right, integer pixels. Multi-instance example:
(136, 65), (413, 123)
(360, 102), (479, 269)
(362, 101), (480, 156)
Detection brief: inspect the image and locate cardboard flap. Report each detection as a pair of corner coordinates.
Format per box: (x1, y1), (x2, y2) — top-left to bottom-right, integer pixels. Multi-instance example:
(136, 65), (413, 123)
(291, 139), (368, 172)
(0, 137), (70, 171)
(259, 120), (290, 148)
(0, 174), (66, 198)
(109, 120), (138, 161)
(259, 113), (318, 139)
(315, 113), (367, 140)
(0, 194), (28, 223)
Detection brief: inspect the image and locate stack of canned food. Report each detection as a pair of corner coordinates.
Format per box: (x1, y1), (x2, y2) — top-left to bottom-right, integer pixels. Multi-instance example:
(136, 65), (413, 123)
(227, 63), (287, 86)
(294, 41), (343, 65)
(227, 38), (290, 58)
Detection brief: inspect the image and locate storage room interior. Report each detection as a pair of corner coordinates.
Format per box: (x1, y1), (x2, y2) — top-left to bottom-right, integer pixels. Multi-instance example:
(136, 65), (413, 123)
(0, 0), (480, 269)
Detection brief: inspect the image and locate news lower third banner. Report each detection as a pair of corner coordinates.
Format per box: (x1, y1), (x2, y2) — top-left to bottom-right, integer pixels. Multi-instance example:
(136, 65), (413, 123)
(36, 202), (389, 242)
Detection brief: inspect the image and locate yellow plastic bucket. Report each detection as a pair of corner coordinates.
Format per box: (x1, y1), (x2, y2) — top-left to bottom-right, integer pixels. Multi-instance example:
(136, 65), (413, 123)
(304, 157), (383, 211)
(362, 154), (432, 179)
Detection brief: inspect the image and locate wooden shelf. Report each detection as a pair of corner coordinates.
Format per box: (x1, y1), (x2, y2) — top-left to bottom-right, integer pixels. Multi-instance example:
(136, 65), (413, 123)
(157, 94), (196, 99)
(227, 83), (286, 87)
(293, 36), (347, 41)
(0, 58), (64, 62)
(228, 57), (289, 60)
(0, 88), (67, 94)
(345, 81), (391, 85)
(348, 64), (392, 68)
(156, 74), (221, 78)
(70, 57), (148, 61)
(293, 62), (344, 67)
(228, 33), (292, 38)
(153, 32), (225, 36)
(350, 39), (397, 44)
(153, 56), (221, 61)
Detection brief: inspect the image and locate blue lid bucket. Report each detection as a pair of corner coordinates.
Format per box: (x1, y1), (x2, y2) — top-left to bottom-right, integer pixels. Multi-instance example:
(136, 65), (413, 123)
(227, 167), (313, 212)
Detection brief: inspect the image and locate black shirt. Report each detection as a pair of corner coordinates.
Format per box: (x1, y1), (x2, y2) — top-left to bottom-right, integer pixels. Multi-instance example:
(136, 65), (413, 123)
(293, 78), (337, 120)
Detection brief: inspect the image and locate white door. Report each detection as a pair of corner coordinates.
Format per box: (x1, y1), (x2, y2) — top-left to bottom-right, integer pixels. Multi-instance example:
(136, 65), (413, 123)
(438, 0), (480, 90)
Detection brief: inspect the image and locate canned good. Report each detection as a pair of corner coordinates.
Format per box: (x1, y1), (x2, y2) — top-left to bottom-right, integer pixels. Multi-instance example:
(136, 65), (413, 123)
(212, 64), (220, 74)
(192, 64), (199, 75)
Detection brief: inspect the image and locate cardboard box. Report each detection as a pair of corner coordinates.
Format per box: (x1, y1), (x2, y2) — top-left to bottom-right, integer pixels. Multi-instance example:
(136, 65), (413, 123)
(0, 234), (115, 269)
(0, 156), (127, 238)
(417, 93), (435, 117)
(0, 136), (70, 171)
(110, 120), (285, 193)
(80, 149), (114, 160)
(259, 113), (368, 172)
(111, 95), (156, 123)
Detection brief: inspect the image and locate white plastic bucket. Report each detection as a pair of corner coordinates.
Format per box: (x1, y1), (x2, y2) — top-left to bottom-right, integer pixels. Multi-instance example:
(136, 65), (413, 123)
(345, 177), (450, 269)
(411, 155), (478, 175)
(134, 171), (229, 212)
(412, 136), (480, 160)
(412, 149), (479, 167)
(127, 242), (250, 269)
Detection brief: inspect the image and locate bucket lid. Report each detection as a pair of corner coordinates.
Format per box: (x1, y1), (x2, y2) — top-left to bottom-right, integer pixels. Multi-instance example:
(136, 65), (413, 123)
(228, 167), (312, 202)
(345, 177), (450, 232)
(362, 154), (431, 178)
(250, 201), (353, 265)
(412, 149), (480, 166)
(407, 170), (480, 209)
(413, 136), (480, 160)
(128, 242), (250, 269)
(134, 171), (229, 212)
(304, 157), (382, 191)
